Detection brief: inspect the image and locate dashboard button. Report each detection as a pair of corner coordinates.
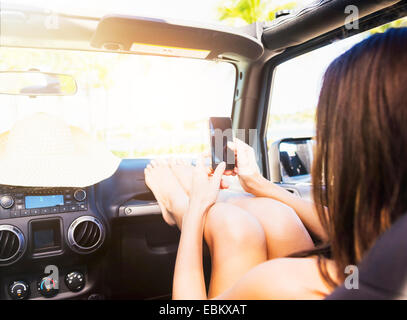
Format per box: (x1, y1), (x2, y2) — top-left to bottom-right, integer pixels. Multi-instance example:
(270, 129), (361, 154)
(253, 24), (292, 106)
(73, 189), (86, 202)
(58, 206), (68, 213)
(67, 205), (78, 212)
(50, 207), (59, 213)
(0, 195), (14, 209)
(8, 281), (29, 300)
(65, 271), (85, 292)
(40, 208), (50, 215)
(9, 210), (20, 218)
(31, 209), (40, 215)
(37, 276), (59, 298)
(21, 210), (30, 217)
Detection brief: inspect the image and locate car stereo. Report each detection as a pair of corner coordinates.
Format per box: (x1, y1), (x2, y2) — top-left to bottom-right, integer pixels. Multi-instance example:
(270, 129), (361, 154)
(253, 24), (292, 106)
(0, 187), (88, 219)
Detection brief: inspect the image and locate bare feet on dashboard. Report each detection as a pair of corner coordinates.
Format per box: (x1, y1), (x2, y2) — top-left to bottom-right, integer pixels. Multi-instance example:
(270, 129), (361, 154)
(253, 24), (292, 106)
(144, 159), (189, 227)
(169, 158), (194, 196)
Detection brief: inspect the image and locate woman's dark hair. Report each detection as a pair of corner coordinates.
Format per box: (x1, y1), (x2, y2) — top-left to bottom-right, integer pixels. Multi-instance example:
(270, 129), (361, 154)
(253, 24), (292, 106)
(312, 27), (407, 288)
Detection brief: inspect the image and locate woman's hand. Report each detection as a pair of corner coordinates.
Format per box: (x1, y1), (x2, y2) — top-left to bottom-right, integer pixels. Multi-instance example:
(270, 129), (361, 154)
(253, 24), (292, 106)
(188, 157), (226, 215)
(227, 138), (268, 196)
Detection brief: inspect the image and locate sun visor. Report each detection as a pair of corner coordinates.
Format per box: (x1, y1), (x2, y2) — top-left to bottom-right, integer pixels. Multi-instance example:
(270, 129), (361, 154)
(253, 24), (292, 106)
(91, 15), (263, 61)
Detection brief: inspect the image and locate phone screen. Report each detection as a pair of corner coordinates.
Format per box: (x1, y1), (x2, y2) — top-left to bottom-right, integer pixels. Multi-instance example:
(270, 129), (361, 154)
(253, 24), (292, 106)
(209, 117), (235, 170)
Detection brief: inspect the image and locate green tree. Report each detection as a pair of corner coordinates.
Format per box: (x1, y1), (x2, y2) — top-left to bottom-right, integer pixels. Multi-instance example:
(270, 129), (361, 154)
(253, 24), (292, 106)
(217, 0), (297, 25)
(369, 17), (407, 34)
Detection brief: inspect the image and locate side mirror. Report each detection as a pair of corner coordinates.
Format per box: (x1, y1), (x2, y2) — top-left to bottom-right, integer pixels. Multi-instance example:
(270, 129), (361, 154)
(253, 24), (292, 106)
(269, 137), (313, 184)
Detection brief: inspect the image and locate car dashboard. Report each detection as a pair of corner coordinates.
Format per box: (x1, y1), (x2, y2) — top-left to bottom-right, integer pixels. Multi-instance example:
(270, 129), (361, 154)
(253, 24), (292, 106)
(0, 159), (183, 300)
(0, 183), (107, 299)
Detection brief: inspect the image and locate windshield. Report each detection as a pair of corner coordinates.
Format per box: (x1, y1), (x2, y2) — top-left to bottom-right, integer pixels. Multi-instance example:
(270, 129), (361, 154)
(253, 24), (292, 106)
(0, 47), (236, 158)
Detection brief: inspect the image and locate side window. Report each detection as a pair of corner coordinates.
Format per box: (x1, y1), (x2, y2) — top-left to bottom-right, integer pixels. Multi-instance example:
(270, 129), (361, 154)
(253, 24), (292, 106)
(266, 18), (407, 149)
(266, 18), (407, 181)
(266, 35), (363, 147)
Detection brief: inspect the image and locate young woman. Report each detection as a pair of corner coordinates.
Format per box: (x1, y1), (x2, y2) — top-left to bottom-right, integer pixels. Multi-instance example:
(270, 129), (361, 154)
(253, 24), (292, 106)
(144, 28), (407, 299)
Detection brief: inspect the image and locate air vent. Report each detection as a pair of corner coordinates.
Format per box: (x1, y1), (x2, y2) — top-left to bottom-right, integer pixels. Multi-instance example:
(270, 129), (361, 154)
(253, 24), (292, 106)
(68, 216), (105, 254)
(0, 225), (25, 264)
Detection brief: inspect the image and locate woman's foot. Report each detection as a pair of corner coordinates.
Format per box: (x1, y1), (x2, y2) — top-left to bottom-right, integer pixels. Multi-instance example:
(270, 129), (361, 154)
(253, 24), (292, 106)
(169, 158), (194, 196)
(144, 159), (189, 226)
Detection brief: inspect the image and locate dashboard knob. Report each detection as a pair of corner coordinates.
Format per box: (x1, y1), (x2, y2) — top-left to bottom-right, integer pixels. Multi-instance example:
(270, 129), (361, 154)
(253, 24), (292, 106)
(8, 281), (29, 300)
(73, 189), (86, 202)
(65, 271), (85, 292)
(0, 195), (14, 209)
(37, 276), (59, 298)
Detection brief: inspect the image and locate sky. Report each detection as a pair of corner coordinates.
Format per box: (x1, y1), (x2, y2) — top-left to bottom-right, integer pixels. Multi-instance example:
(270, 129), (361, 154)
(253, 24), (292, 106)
(4, 0), (315, 25)
(6, 0), (232, 23)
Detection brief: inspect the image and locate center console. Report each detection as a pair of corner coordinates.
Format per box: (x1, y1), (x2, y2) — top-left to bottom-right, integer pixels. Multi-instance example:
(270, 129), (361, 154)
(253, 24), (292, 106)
(0, 186), (107, 300)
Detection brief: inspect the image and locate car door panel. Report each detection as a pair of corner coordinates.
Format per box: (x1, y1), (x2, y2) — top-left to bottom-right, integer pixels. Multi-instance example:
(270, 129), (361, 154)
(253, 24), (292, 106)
(96, 159), (211, 299)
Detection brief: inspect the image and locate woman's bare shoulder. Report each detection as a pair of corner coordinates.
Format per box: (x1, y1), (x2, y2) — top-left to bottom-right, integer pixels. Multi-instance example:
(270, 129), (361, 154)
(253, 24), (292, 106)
(215, 257), (337, 300)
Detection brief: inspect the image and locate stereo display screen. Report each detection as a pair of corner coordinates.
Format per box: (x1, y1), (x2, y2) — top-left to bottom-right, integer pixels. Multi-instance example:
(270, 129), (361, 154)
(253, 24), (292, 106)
(25, 195), (64, 209)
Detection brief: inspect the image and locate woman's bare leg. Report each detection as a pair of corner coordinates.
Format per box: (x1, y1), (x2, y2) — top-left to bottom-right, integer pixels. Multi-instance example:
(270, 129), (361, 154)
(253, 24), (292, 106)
(228, 197), (315, 259)
(203, 203), (267, 298)
(170, 160), (315, 259)
(145, 160), (268, 297)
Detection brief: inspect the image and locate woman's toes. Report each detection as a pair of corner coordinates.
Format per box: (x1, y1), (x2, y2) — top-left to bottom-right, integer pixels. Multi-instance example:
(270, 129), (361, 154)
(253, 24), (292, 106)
(157, 158), (167, 166)
(170, 159), (178, 170)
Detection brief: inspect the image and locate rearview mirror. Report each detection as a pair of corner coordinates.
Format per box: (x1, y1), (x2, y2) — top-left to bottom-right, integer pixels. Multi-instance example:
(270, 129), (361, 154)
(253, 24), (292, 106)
(0, 71), (77, 96)
(269, 137), (313, 184)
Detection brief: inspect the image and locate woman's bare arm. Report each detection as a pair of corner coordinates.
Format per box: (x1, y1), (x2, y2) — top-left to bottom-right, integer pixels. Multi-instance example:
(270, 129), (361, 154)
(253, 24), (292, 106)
(172, 160), (225, 300)
(172, 201), (208, 300)
(248, 178), (327, 241)
(228, 138), (328, 241)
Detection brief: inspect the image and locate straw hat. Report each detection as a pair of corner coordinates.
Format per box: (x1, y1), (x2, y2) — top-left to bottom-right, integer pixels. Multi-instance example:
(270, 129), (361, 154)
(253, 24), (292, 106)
(0, 113), (121, 187)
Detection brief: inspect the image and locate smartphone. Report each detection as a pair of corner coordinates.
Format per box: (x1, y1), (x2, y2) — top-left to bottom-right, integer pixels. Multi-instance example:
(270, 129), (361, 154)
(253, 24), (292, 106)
(209, 117), (235, 171)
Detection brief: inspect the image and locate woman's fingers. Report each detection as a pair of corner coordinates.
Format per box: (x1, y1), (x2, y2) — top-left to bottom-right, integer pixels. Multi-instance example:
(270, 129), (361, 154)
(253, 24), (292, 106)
(196, 155), (205, 169)
(227, 141), (236, 151)
(202, 150), (211, 158)
(212, 161), (225, 187)
(220, 179), (229, 189)
(234, 137), (247, 146)
(207, 167), (213, 175)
